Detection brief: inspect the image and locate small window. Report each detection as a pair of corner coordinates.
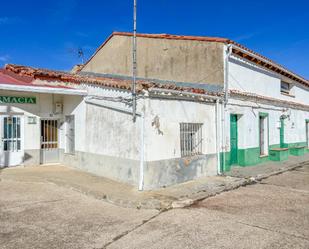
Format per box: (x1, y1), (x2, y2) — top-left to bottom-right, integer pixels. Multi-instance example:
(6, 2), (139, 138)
(281, 81), (290, 94)
(180, 123), (203, 157)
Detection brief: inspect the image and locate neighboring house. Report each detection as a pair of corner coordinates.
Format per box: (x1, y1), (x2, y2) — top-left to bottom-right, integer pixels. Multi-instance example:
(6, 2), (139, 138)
(0, 32), (308, 190)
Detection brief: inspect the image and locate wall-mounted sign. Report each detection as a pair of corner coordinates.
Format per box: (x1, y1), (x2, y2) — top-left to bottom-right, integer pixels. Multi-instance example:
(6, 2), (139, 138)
(28, 116), (37, 124)
(0, 96), (36, 104)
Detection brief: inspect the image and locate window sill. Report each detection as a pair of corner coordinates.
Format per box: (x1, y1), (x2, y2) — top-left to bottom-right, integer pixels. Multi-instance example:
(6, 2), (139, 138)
(281, 92), (295, 98)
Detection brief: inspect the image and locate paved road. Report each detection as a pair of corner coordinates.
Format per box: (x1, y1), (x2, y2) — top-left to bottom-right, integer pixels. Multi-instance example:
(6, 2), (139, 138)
(1, 165), (308, 249)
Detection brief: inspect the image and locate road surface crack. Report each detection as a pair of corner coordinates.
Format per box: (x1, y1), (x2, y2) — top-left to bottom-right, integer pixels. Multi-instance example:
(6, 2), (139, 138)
(236, 221), (309, 241)
(98, 210), (166, 249)
(260, 182), (309, 194)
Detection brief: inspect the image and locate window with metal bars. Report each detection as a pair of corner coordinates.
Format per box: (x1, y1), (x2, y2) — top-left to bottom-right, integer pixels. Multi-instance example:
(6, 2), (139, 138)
(180, 123), (203, 157)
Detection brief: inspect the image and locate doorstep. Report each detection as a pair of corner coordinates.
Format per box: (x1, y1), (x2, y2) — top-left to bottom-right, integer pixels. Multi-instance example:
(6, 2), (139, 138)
(289, 146), (305, 156)
(269, 148), (289, 161)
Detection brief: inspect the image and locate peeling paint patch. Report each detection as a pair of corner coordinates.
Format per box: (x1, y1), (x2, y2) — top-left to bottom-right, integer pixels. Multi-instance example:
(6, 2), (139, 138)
(151, 115), (163, 135)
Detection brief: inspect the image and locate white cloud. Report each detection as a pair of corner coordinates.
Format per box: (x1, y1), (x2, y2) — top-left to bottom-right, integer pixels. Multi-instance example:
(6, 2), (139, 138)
(49, 0), (77, 23)
(0, 17), (10, 25)
(0, 55), (11, 62)
(232, 31), (262, 42)
(75, 31), (89, 38)
(0, 16), (20, 25)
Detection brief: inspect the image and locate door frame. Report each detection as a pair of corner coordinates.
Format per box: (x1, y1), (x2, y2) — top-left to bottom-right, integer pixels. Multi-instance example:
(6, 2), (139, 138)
(280, 116), (286, 148)
(259, 112), (269, 156)
(0, 114), (24, 167)
(230, 114), (238, 165)
(40, 118), (59, 164)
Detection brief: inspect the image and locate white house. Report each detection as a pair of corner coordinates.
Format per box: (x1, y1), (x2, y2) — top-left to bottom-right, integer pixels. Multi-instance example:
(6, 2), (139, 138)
(0, 32), (308, 190)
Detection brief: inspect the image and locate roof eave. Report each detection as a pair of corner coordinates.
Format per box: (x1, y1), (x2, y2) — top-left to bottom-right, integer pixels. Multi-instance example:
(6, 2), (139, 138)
(230, 44), (309, 86)
(0, 83), (87, 96)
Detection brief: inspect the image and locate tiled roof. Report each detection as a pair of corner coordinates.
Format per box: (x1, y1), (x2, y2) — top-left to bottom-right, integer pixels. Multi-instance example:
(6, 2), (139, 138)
(2, 64), (309, 110)
(80, 32), (308, 86)
(112, 31), (230, 43)
(230, 89), (309, 111)
(4, 64), (222, 96)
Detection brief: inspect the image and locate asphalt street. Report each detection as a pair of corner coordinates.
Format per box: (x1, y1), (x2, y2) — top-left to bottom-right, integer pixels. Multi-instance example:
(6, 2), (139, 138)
(0, 164), (308, 249)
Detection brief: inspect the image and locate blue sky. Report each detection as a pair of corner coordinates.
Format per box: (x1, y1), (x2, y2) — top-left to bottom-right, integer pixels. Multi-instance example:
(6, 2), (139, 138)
(0, 0), (308, 78)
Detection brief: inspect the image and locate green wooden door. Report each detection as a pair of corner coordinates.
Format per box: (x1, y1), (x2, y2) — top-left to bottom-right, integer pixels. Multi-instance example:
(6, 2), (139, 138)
(280, 118), (285, 148)
(230, 114), (238, 165)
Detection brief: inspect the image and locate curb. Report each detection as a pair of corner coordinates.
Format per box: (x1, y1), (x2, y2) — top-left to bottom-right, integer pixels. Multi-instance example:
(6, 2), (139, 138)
(40, 161), (309, 210)
(1, 161), (306, 211)
(170, 161), (307, 209)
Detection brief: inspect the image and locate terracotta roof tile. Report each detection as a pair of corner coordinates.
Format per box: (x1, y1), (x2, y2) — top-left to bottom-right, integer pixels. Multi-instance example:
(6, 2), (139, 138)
(2, 64), (308, 109)
(4, 64), (222, 96)
(230, 89), (309, 111)
(112, 31), (230, 43)
(0, 68), (74, 89)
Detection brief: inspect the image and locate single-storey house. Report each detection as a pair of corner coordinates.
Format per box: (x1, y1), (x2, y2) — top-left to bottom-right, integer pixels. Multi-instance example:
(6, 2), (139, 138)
(0, 32), (308, 190)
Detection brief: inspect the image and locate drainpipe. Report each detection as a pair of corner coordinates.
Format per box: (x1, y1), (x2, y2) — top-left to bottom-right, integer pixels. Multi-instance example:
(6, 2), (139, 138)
(138, 97), (145, 191)
(221, 44), (232, 173)
(132, 0), (137, 122)
(216, 99), (221, 175)
(221, 102), (225, 173)
(224, 44), (232, 105)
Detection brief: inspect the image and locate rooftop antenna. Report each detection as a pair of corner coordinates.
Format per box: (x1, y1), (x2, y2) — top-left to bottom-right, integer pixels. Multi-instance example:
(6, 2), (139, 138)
(66, 47), (85, 64)
(132, 0), (137, 122)
(77, 48), (84, 64)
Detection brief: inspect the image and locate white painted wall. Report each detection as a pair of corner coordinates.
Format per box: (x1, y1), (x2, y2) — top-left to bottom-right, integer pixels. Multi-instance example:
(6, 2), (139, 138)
(228, 55), (309, 105)
(144, 98), (217, 161)
(284, 109), (308, 144)
(61, 95), (85, 152)
(61, 85), (143, 161)
(226, 98), (309, 151)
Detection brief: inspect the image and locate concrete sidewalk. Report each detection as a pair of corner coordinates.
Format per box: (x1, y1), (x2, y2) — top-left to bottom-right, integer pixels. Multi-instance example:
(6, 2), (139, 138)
(225, 153), (309, 179)
(1, 154), (308, 210)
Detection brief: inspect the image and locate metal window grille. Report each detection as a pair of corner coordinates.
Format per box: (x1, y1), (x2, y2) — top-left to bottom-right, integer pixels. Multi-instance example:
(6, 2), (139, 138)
(180, 123), (203, 157)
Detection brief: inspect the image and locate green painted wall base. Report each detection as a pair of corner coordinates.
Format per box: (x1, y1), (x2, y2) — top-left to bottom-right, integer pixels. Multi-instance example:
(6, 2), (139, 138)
(221, 142), (308, 172)
(286, 142), (307, 148)
(220, 152), (231, 172)
(269, 148), (289, 161)
(289, 147), (305, 156)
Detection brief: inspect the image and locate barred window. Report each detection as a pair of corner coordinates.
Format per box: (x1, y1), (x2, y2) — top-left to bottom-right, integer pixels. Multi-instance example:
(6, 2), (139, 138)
(180, 123), (203, 157)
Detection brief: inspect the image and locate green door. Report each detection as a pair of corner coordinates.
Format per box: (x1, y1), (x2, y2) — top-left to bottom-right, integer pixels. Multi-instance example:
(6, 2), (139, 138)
(280, 118), (285, 148)
(230, 114), (238, 165)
